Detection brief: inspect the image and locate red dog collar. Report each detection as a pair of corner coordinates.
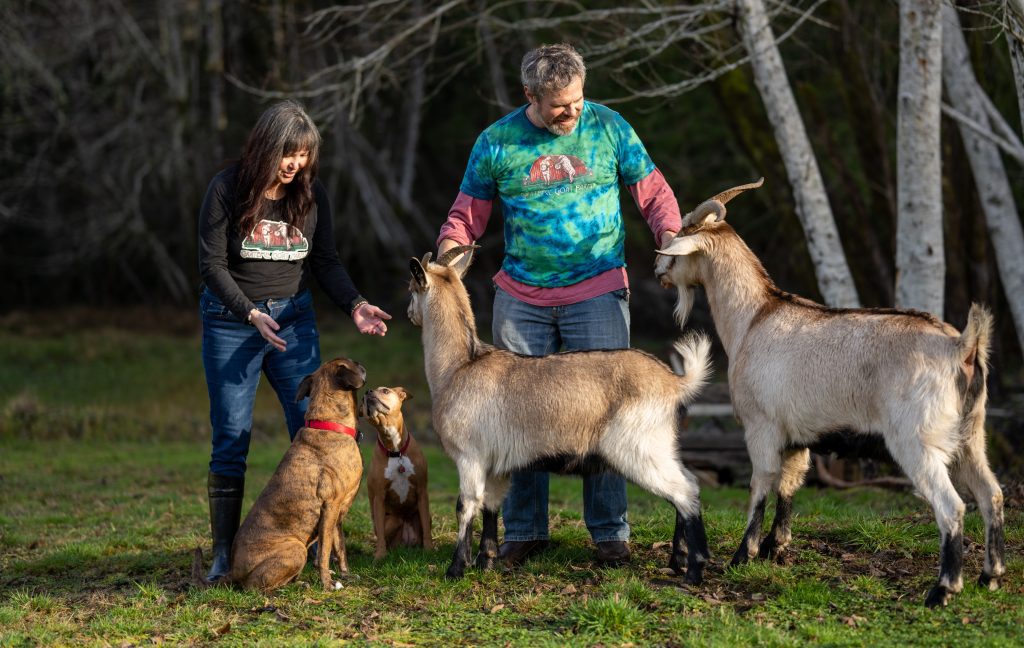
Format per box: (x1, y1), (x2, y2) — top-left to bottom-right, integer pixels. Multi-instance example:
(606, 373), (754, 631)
(378, 430), (411, 458)
(306, 419), (358, 439)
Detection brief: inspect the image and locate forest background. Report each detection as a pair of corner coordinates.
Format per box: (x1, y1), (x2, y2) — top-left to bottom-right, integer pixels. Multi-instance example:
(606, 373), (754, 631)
(2, 0), (1023, 447)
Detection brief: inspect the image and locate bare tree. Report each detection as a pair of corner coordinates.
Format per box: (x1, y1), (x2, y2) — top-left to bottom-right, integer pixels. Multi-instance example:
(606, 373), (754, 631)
(1006, 0), (1024, 135)
(0, 1), (199, 304)
(895, 0), (945, 316)
(734, 0), (859, 307)
(203, 0), (227, 164)
(943, 4), (1024, 355)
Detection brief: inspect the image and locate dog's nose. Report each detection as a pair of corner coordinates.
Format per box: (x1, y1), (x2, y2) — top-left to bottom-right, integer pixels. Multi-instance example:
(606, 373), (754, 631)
(366, 393), (389, 414)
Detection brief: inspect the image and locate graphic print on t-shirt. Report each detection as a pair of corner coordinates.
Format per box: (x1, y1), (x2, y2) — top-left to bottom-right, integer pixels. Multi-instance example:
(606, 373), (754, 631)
(522, 154), (592, 187)
(240, 219), (309, 260)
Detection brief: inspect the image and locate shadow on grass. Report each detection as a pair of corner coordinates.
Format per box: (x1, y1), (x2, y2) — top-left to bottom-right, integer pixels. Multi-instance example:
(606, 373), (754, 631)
(1, 546), (204, 599)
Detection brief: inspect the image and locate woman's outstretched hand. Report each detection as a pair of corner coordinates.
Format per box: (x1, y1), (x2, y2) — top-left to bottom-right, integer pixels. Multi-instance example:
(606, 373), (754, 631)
(353, 303), (392, 336)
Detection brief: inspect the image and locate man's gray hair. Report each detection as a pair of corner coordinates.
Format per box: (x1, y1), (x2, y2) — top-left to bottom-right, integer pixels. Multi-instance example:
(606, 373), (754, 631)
(521, 43), (586, 98)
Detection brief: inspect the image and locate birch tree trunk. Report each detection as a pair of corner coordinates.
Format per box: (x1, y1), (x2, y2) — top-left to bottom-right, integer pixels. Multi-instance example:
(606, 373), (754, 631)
(1007, 0), (1024, 135)
(734, 0), (860, 307)
(895, 0), (945, 316)
(943, 5), (1024, 354)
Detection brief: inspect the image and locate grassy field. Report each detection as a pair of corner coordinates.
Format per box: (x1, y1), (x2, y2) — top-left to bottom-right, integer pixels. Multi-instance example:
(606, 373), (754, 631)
(2, 316), (1023, 646)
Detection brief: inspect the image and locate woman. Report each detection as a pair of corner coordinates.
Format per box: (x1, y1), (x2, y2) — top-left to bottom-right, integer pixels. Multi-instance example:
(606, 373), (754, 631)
(197, 100), (390, 580)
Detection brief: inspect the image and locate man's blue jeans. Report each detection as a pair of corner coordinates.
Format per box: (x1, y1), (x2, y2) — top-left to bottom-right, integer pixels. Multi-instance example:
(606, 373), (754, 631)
(200, 288), (320, 478)
(492, 286), (631, 544)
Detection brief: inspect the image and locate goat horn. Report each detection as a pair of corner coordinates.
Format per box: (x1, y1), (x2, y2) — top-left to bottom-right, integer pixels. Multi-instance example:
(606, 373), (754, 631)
(710, 177), (764, 205)
(421, 252), (433, 266)
(681, 200), (727, 228)
(436, 244), (479, 267)
(681, 177), (764, 227)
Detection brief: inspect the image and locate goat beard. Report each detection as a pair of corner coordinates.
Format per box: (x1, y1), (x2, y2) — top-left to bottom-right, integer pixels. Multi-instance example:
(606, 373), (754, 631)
(673, 286), (696, 328)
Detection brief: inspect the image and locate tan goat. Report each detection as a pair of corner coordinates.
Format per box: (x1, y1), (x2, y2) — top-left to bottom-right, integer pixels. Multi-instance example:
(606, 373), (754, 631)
(408, 246), (713, 582)
(654, 179), (1004, 607)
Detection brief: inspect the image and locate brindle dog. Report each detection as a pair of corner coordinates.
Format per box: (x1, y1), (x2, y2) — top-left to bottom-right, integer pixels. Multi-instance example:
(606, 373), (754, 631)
(193, 357), (365, 592)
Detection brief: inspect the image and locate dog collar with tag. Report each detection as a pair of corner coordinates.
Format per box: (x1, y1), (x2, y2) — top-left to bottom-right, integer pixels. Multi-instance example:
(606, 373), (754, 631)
(378, 431), (411, 460)
(306, 419), (359, 439)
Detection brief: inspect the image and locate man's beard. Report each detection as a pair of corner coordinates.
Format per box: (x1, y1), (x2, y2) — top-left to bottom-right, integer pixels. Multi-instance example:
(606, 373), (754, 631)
(545, 117), (577, 136)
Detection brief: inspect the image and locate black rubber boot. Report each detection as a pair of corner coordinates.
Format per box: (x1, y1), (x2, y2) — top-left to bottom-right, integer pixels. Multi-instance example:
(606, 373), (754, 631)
(206, 472), (244, 582)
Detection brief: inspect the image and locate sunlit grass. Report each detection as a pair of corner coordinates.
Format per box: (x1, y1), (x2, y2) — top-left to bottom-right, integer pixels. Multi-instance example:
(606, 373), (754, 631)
(2, 326), (1023, 645)
(840, 518), (934, 554)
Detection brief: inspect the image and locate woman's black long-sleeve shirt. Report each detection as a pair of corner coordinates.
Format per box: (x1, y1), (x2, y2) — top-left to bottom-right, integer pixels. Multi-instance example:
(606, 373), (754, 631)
(198, 165), (363, 320)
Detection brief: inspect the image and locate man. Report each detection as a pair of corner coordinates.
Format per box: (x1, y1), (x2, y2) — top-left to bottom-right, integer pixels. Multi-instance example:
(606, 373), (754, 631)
(437, 43), (682, 568)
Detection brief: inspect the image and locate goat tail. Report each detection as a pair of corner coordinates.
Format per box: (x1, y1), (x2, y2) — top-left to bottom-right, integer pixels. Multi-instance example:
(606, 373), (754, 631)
(671, 331), (713, 401)
(960, 303), (993, 376)
(958, 304), (993, 441)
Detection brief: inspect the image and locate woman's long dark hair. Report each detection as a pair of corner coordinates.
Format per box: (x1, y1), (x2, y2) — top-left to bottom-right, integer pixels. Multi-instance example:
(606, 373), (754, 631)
(235, 100), (322, 236)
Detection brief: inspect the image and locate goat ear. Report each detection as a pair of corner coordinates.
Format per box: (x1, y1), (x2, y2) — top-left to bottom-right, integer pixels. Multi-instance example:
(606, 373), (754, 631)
(393, 387), (412, 402)
(409, 258), (429, 289)
(451, 248), (474, 278)
(295, 374), (314, 402)
(656, 234), (705, 257)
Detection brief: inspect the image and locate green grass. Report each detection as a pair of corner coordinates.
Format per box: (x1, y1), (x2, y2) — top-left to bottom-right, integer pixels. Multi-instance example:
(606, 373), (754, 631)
(1, 321), (1023, 645)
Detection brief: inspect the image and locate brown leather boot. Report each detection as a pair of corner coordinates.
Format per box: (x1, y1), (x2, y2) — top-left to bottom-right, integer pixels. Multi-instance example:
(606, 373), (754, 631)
(497, 539), (550, 567)
(595, 540), (631, 567)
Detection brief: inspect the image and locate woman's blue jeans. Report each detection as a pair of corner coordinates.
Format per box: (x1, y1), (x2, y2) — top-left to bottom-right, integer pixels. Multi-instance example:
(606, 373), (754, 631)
(492, 286), (631, 544)
(200, 288), (320, 478)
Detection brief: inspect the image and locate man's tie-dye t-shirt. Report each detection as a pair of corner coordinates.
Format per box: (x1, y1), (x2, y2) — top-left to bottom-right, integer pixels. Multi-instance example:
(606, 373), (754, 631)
(459, 101), (655, 287)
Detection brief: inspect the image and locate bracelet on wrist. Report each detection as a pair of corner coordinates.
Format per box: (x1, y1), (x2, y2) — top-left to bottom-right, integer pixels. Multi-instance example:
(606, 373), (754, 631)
(350, 299), (369, 317)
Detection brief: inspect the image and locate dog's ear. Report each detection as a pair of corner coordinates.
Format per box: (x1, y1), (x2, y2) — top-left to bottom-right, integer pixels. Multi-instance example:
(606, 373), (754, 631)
(295, 374), (314, 402)
(393, 387), (412, 402)
(336, 363), (366, 391)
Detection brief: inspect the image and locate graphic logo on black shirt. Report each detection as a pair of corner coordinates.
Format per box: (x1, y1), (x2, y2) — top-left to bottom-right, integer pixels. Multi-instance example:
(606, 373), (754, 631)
(240, 219), (309, 260)
(522, 155), (592, 186)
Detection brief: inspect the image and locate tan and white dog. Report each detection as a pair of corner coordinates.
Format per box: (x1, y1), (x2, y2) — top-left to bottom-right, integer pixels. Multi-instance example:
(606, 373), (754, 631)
(360, 386), (433, 560)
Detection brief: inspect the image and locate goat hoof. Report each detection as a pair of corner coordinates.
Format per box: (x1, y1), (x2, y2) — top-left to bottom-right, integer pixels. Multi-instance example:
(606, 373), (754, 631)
(444, 564), (465, 580)
(682, 567), (704, 586)
(475, 553), (496, 571)
(924, 585), (951, 608)
(757, 536), (788, 561)
(729, 550), (750, 568)
(667, 555), (684, 575)
(978, 573), (1002, 591)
